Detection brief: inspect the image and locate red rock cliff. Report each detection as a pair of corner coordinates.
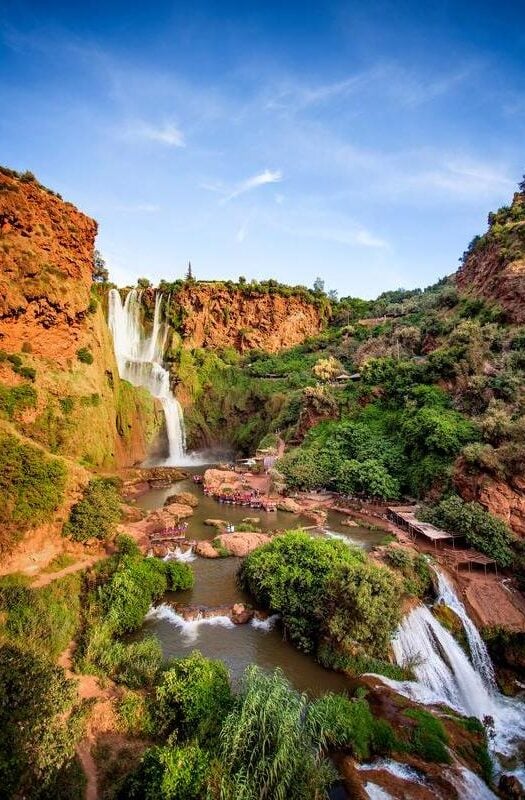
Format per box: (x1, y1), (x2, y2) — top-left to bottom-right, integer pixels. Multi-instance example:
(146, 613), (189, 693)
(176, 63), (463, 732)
(456, 190), (525, 323)
(0, 169), (97, 359)
(174, 284), (328, 352)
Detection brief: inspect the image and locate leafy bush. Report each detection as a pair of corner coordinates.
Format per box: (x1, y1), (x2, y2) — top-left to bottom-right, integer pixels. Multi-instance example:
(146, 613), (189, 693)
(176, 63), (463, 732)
(420, 495), (514, 567)
(117, 690), (154, 736)
(239, 532), (362, 653)
(337, 457), (399, 500)
(0, 645), (82, 798)
(0, 573), (81, 659)
(76, 347), (94, 365)
(0, 383), (37, 418)
(0, 434), (66, 550)
(119, 743), (210, 800)
(307, 691), (389, 759)
(219, 667), (335, 800)
(323, 561), (402, 658)
(18, 365), (36, 381)
(64, 477), (121, 542)
(152, 651), (232, 742)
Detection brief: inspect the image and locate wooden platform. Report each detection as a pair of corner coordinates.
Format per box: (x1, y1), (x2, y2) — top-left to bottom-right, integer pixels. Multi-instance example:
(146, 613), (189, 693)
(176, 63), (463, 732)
(387, 506), (464, 549)
(442, 547), (498, 575)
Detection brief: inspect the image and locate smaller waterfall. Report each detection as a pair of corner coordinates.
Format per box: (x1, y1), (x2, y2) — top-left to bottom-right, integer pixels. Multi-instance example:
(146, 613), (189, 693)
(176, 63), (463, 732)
(435, 569), (497, 692)
(108, 289), (188, 464)
(378, 569), (525, 770)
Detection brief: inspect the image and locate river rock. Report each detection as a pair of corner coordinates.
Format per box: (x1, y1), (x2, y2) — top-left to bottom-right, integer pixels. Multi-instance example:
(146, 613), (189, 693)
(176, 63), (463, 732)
(164, 491), (199, 508)
(276, 497), (302, 513)
(303, 507), (327, 524)
(203, 468), (242, 494)
(163, 502), (194, 520)
(242, 516), (260, 525)
(204, 519), (228, 528)
(195, 540), (220, 558)
(215, 531), (271, 557)
(231, 603), (254, 624)
(499, 774), (525, 799)
(341, 517), (358, 527)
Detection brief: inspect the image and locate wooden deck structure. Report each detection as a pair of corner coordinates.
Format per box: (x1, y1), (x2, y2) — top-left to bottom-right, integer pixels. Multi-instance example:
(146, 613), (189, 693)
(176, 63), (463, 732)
(387, 506), (464, 549)
(442, 547), (498, 575)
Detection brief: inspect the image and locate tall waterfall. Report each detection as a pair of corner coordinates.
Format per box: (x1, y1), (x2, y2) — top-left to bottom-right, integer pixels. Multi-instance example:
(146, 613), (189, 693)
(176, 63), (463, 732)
(108, 288), (187, 464)
(379, 568), (525, 774)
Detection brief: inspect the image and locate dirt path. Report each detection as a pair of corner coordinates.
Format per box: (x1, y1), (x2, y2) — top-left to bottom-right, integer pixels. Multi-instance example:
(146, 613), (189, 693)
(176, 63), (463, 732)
(31, 555), (103, 588)
(59, 643), (120, 800)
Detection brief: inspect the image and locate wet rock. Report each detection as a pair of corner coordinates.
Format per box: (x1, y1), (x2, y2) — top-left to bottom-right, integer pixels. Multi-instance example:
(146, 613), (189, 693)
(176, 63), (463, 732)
(242, 516), (260, 525)
(120, 504), (146, 523)
(162, 502), (194, 520)
(214, 531), (271, 557)
(195, 540), (220, 558)
(303, 507), (327, 524)
(164, 491), (199, 508)
(341, 518), (358, 527)
(276, 497), (302, 513)
(499, 774), (525, 799)
(231, 603), (254, 624)
(204, 519), (228, 528)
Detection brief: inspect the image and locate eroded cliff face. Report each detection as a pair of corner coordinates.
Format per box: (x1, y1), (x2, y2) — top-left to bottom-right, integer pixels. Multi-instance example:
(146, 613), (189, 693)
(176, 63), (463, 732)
(0, 169), (162, 469)
(455, 461), (525, 538)
(456, 191), (525, 323)
(173, 284), (327, 352)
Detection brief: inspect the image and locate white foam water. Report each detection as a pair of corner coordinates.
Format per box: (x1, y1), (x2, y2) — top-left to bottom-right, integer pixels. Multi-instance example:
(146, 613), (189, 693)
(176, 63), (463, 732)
(108, 288), (204, 466)
(358, 759), (426, 784)
(251, 613), (280, 631)
(363, 783), (393, 800)
(145, 604), (235, 642)
(163, 547), (197, 564)
(377, 569), (525, 772)
(445, 766), (499, 799)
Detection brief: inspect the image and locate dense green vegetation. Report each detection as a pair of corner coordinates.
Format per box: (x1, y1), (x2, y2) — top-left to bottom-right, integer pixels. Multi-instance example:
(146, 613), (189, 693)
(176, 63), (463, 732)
(239, 532), (402, 670)
(0, 432), (67, 551)
(77, 537), (193, 686)
(63, 477), (122, 542)
(419, 495), (515, 567)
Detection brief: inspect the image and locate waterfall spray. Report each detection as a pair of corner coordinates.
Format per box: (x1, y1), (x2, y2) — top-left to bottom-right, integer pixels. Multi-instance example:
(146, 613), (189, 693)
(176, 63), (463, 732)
(108, 288), (187, 464)
(377, 567), (525, 773)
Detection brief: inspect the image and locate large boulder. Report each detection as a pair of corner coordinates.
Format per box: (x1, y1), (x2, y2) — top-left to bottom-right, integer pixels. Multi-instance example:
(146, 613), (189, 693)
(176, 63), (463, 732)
(163, 502), (194, 520)
(203, 468), (242, 494)
(204, 519), (228, 528)
(164, 491), (199, 508)
(195, 540), (220, 558)
(276, 497), (302, 514)
(214, 531), (271, 557)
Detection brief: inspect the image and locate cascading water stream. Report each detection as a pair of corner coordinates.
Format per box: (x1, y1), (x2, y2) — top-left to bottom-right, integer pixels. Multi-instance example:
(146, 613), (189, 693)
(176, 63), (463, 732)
(377, 567), (525, 776)
(108, 288), (188, 464)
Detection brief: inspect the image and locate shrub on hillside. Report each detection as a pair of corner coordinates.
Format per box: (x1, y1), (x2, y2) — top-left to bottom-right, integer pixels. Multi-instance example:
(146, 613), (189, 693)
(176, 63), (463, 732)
(76, 347), (93, 365)
(152, 651), (232, 742)
(0, 644), (82, 798)
(63, 477), (121, 542)
(307, 691), (393, 759)
(0, 383), (37, 418)
(117, 743), (210, 800)
(420, 495), (514, 567)
(0, 433), (66, 550)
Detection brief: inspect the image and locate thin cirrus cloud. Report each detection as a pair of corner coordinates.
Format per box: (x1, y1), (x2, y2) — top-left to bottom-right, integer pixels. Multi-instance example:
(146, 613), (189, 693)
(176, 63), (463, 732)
(220, 169), (283, 204)
(124, 120), (185, 147)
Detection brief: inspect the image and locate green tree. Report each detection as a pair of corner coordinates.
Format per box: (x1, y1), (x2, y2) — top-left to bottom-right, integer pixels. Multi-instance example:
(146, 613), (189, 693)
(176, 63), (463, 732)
(92, 249), (109, 283)
(0, 645), (82, 798)
(119, 743), (209, 800)
(152, 651), (232, 742)
(323, 562), (402, 658)
(336, 458), (399, 500)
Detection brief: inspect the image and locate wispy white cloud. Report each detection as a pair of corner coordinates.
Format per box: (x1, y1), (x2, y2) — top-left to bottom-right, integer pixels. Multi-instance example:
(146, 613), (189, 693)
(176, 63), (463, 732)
(114, 202), (160, 213)
(220, 169), (283, 204)
(124, 120), (185, 147)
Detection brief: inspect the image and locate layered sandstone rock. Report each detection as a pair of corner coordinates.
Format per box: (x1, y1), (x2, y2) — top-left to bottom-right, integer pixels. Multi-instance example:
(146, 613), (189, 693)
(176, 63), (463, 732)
(214, 531), (271, 557)
(173, 284), (327, 353)
(455, 465), (525, 537)
(456, 191), (525, 323)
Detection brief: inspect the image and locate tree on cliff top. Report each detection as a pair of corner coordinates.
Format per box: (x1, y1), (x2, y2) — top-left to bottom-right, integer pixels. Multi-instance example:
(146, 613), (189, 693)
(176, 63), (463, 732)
(92, 249), (109, 283)
(186, 261), (195, 281)
(519, 173), (525, 193)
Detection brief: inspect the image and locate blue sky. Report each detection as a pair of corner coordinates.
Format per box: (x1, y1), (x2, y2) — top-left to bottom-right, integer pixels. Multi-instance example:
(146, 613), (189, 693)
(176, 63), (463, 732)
(1, 1), (524, 298)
